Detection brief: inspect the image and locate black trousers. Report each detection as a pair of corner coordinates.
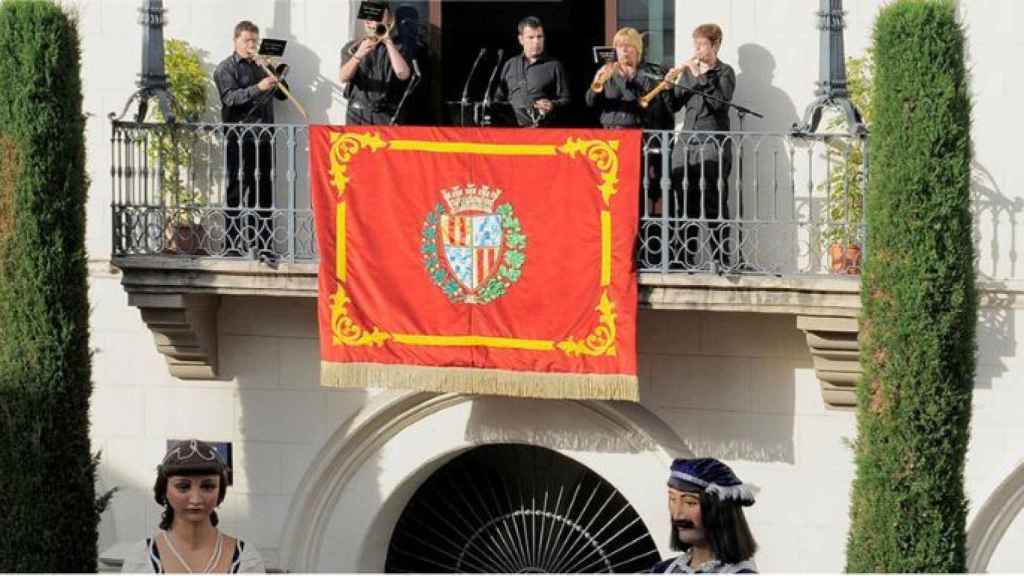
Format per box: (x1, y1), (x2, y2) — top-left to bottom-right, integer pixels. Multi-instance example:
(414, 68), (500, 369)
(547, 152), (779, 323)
(225, 133), (274, 256)
(670, 154), (732, 269)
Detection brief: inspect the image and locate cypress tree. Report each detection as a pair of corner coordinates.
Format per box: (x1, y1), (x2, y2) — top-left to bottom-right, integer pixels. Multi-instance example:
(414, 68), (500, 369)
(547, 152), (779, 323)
(0, 1), (101, 570)
(847, 0), (975, 571)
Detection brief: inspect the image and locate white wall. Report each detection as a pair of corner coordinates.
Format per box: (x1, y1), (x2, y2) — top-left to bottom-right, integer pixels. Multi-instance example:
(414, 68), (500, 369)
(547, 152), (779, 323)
(76, 0), (1024, 572)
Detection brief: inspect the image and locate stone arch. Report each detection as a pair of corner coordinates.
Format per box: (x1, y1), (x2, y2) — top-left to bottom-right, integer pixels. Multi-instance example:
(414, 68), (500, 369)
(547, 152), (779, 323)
(967, 460), (1024, 572)
(278, 391), (688, 571)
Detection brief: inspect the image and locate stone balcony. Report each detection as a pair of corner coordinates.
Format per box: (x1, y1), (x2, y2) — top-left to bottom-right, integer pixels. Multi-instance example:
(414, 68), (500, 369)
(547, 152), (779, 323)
(111, 122), (870, 408)
(113, 255), (865, 408)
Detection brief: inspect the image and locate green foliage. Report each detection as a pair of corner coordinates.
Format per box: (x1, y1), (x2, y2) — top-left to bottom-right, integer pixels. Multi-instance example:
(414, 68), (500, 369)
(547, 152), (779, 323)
(147, 38), (210, 123)
(0, 0), (104, 570)
(847, 0), (975, 572)
(821, 51), (873, 250)
(146, 39), (211, 214)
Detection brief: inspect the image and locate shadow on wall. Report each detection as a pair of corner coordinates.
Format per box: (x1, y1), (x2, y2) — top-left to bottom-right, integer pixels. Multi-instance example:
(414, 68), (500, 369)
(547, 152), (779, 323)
(976, 291), (1016, 390)
(971, 160), (1020, 389)
(733, 43), (799, 133)
(732, 44), (802, 275)
(464, 398), (657, 453)
(973, 160), (1024, 281)
(265, 0), (335, 124)
(637, 311), (805, 465)
(219, 296), (379, 570)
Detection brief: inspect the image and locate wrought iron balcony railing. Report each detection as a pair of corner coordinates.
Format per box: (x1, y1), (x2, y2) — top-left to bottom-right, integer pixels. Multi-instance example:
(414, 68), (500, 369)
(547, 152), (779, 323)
(110, 122), (867, 276)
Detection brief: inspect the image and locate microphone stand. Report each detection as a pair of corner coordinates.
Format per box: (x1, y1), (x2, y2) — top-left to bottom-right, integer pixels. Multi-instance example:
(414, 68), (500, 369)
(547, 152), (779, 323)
(479, 48), (504, 127)
(461, 48), (487, 126)
(390, 59), (422, 125)
(639, 71), (763, 120)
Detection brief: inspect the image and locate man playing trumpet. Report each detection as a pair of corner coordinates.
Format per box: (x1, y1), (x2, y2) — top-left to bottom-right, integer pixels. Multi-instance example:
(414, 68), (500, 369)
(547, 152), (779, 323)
(585, 27), (672, 130)
(339, 1), (412, 125)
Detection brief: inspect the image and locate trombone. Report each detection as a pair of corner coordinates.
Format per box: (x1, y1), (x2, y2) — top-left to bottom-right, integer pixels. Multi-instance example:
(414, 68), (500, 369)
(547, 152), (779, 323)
(254, 54), (308, 120)
(348, 20), (395, 55)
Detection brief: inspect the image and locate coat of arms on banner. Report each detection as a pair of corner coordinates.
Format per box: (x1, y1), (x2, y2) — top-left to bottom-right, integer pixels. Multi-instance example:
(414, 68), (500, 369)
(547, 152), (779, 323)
(421, 184), (527, 304)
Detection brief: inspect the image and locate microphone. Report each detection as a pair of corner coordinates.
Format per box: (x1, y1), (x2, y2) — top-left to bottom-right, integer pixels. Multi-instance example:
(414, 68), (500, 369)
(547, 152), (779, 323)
(411, 57), (422, 78)
(482, 48), (504, 108)
(461, 48), (487, 105)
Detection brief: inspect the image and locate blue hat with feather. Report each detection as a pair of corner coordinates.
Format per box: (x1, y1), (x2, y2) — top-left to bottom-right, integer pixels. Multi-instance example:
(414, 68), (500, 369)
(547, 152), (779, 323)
(668, 457), (757, 506)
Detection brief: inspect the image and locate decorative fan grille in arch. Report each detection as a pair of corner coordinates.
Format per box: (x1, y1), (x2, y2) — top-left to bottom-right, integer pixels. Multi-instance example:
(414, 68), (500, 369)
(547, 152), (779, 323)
(385, 444), (661, 573)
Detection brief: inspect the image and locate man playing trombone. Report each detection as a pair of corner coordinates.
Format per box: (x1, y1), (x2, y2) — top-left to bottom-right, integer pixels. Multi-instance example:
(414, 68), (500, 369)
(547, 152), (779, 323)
(339, 1), (412, 125)
(214, 20), (290, 259)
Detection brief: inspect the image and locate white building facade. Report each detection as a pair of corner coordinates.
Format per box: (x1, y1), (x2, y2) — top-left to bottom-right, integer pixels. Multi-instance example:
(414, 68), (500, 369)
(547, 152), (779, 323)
(75, 0), (1024, 571)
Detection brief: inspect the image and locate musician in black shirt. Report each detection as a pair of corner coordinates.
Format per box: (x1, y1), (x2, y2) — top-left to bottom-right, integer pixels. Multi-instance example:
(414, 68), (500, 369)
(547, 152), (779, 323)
(494, 16), (570, 127)
(665, 23), (737, 271)
(213, 20), (288, 259)
(339, 2), (412, 125)
(585, 27), (672, 130)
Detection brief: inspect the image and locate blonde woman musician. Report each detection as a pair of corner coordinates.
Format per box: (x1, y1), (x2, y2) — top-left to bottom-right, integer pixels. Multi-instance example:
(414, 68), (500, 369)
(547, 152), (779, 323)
(586, 27), (673, 130)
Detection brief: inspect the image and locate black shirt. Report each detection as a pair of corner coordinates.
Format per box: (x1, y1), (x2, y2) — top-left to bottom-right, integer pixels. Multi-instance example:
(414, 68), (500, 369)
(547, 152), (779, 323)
(671, 62), (735, 132)
(340, 39), (411, 125)
(668, 61), (736, 166)
(585, 62), (671, 129)
(494, 54), (571, 127)
(214, 52), (286, 124)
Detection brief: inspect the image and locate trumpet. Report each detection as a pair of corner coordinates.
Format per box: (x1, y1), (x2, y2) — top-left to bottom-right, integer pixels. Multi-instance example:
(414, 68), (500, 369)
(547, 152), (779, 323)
(348, 20), (395, 55)
(639, 67), (682, 108)
(591, 63), (617, 93)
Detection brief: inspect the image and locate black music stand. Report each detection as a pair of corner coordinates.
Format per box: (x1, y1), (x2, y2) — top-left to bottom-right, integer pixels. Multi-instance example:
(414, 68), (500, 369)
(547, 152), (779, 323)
(446, 100), (481, 126)
(479, 101), (517, 127)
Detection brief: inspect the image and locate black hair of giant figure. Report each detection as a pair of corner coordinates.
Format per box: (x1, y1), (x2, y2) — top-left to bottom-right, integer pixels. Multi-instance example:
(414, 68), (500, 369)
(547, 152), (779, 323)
(669, 490), (758, 565)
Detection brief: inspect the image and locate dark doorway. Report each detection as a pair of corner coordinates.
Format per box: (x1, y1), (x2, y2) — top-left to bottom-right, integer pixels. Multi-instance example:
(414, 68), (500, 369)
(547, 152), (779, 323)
(439, 1), (606, 126)
(385, 444), (660, 573)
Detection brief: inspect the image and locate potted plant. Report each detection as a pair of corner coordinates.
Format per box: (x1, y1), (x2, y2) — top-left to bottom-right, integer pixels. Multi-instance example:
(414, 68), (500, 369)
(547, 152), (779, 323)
(820, 51), (873, 274)
(146, 38), (212, 255)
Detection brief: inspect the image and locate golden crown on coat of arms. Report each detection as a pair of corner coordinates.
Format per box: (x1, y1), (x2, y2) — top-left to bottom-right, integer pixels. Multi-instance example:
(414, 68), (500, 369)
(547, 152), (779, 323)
(442, 184), (502, 214)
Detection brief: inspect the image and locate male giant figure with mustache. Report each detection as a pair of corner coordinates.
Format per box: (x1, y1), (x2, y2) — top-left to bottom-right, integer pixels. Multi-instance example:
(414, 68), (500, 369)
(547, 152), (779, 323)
(651, 458), (759, 573)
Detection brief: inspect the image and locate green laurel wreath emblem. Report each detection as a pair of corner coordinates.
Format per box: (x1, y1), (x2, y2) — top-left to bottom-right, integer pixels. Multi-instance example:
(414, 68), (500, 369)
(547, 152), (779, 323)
(421, 202), (527, 304)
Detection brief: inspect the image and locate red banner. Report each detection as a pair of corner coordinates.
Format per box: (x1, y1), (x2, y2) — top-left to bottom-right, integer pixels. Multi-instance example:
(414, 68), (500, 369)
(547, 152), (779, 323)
(311, 126), (639, 400)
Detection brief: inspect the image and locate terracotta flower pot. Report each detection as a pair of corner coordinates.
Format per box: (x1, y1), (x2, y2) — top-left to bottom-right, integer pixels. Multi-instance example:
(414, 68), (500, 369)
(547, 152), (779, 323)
(829, 243), (862, 275)
(165, 223), (205, 255)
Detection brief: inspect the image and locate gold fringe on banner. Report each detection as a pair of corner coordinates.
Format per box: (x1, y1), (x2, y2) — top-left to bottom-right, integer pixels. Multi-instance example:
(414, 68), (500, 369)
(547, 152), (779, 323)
(321, 361), (639, 402)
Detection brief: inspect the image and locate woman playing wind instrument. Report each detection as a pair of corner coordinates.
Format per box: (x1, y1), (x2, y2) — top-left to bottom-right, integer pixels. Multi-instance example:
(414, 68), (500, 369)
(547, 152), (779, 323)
(663, 23), (736, 270)
(585, 27), (673, 130)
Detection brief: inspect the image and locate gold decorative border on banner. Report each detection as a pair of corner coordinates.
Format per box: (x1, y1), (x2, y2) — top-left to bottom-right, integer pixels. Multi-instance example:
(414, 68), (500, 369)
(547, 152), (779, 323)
(325, 131), (625, 357)
(556, 290), (617, 357)
(329, 131), (386, 200)
(556, 138), (620, 206)
(330, 285), (390, 347)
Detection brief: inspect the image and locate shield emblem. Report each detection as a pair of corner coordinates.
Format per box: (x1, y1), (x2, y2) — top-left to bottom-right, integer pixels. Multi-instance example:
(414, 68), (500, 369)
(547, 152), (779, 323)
(441, 214), (504, 292)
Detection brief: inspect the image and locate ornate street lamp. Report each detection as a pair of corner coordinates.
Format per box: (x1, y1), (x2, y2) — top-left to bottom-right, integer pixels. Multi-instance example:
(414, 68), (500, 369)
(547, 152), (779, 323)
(110, 0), (175, 122)
(796, 0), (865, 135)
